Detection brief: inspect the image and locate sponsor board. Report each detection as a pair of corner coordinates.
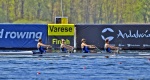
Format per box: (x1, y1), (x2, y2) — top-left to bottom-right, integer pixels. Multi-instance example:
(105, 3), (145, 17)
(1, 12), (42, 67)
(0, 24), (47, 48)
(76, 24), (150, 49)
(0, 29), (42, 41)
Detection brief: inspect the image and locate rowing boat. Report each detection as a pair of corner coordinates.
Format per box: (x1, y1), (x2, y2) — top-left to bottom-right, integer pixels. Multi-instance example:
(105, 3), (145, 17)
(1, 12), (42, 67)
(0, 51), (150, 57)
(0, 51), (33, 55)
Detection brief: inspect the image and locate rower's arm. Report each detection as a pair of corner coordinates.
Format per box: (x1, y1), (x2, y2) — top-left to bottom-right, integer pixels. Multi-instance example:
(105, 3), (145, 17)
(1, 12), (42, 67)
(63, 44), (73, 48)
(82, 43), (92, 47)
(86, 44), (95, 48)
(108, 45), (118, 50)
(61, 44), (74, 51)
(40, 43), (51, 47)
(90, 45), (96, 48)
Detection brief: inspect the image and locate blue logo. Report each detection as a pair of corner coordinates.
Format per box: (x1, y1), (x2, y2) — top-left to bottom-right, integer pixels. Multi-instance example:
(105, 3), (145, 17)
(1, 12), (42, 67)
(101, 28), (114, 41)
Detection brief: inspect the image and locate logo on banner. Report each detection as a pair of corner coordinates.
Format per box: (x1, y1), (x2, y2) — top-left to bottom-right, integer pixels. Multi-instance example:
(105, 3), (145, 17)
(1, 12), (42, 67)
(101, 28), (114, 41)
(143, 44), (150, 47)
(101, 28), (150, 40)
(127, 44), (140, 47)
(117, 30), (150, 38)
(0, 29), (42, 41)
(118, 44), (125, 47)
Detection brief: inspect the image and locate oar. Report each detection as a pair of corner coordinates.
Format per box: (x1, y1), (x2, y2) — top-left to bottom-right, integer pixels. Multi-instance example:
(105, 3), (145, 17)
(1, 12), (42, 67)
(117, 40), (124, 54)
(46, 46), (54, 53)
(115, 47), (123, 54)
(65, 45), (74, 53)
(92, 45), (102, 53)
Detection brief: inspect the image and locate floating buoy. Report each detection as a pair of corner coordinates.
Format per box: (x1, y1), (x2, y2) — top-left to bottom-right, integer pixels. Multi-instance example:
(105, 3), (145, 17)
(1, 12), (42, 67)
(37, 72), (41, 75)
(119, 62), (122, 64)
(83, 66), (86, 69)
(82, 55), (87, 58)
(105, 56), (109, 58)
(38, 58), (41, 60)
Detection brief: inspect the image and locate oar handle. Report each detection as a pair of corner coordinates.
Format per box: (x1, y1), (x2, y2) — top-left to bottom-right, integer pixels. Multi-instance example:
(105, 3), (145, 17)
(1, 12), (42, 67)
(91, 45), (102, 53)
(47, 45), (52, 50)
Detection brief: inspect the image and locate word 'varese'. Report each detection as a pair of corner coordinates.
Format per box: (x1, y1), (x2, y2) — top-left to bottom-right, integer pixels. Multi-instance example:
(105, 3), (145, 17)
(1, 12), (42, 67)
(49, 26), (72, 32)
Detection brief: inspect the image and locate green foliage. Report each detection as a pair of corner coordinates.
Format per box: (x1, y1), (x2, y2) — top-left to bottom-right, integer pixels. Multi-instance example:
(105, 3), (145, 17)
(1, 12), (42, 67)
(13, 19), (48, 24)
(0, 9), (7, 23)
(0, 0), (149, 23)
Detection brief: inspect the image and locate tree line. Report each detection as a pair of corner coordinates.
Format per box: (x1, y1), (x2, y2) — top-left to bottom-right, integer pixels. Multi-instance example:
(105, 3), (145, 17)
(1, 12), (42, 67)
(0, 0), (150, 24)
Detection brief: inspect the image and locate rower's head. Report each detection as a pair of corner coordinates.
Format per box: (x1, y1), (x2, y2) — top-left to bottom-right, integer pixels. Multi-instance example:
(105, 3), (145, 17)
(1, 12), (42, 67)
(61, 39), (65, 43)
(81, 38), (86, 43)
(105, 39), (109, 43)
(38, 38), (42, 42)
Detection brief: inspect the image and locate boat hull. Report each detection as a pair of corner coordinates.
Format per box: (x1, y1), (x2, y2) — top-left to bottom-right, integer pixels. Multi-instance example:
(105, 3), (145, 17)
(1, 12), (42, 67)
(0, 51), (149, 57)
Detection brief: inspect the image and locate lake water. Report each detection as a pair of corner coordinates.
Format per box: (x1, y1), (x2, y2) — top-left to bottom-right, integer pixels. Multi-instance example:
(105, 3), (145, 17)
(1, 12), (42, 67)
(0, 55), (150, 80)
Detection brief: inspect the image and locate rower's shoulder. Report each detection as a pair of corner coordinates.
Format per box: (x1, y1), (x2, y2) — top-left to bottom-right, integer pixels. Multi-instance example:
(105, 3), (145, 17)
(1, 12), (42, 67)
(81, 42), (86, 45)
(37, 42), (40, 45)
(81, 43), (84, 48)
(60, 43), (65, 47)
(105, 43), (109, 45)
(104, 43), (109, 47)
(37, 42), (43, 46)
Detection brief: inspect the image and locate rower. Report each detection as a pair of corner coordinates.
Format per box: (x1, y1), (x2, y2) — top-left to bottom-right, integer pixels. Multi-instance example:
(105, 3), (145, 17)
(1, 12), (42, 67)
(37, 38), (51, 54)
(81, 38), (95, 53)
(60, 39), (74, 53)
(104, 39), (118, 53)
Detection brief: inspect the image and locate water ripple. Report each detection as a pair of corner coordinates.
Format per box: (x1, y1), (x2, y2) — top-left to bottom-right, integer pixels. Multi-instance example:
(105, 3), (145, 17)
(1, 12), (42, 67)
(0, 56), (149, 80)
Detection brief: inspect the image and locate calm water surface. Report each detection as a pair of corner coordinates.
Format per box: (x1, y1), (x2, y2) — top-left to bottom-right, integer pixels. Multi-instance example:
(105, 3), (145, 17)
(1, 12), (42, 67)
(0, 55), (150, 80)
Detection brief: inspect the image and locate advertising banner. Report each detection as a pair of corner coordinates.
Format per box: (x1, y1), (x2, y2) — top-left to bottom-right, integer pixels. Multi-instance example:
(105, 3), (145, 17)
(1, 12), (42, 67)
(0, 24), (47, 48)
(47, 24), (74, 48)
(76, 24), (150, 50)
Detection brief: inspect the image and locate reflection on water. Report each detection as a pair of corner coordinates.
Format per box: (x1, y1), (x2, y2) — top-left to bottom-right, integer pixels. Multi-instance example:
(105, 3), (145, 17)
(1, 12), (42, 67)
(0, 55), (150, 80)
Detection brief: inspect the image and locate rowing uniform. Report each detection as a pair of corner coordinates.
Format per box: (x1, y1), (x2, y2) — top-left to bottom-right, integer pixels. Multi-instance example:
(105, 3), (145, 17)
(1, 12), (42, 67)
(105, 48), (112, 53)
(82, 46), (90, 53)
(38, 46), (46, 54)
(104, 44), (112, 53)
(60, 47), (67, 53)
(60, 44), (68, 53)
